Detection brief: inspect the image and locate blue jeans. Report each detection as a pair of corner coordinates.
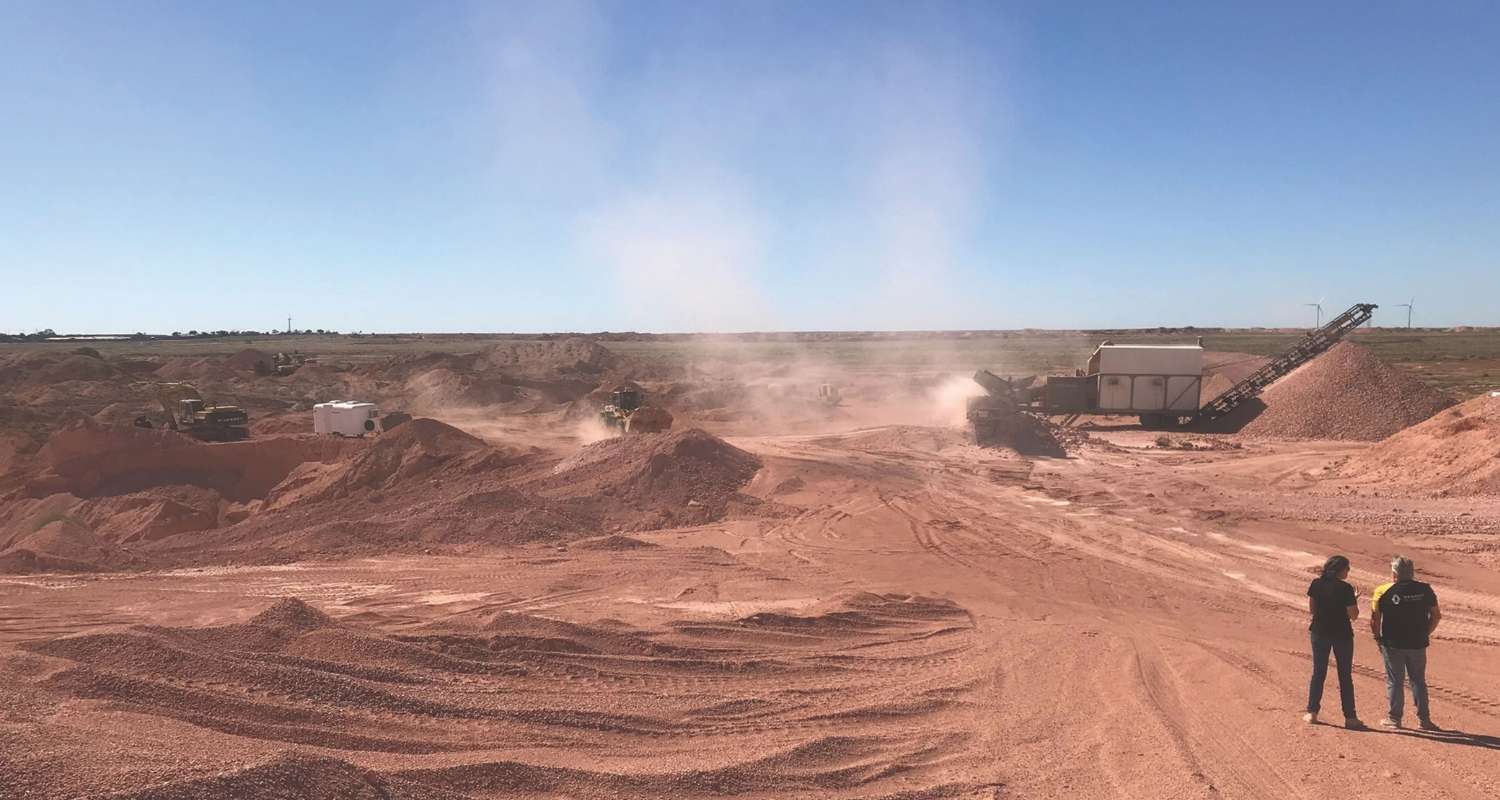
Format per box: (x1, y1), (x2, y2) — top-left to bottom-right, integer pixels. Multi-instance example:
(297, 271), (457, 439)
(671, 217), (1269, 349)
(1380, 645), (1430, 722)
(1308, 634), (1356, 717)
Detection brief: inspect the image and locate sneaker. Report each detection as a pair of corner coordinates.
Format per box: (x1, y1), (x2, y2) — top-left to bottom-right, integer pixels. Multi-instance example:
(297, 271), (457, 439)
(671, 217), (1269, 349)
(1344, 717), (1367, 730)
(1417, 718), (1441, 731)
(1379, 718), (1401, 729)
(1302, 712), (1317, 725)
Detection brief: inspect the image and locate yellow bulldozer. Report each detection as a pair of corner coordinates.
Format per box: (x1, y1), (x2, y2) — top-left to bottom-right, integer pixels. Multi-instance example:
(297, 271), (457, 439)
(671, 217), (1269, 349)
(134, 382), (250, 441)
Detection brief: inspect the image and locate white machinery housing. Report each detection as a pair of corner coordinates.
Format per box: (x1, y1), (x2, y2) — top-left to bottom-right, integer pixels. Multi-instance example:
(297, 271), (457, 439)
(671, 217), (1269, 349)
(1092, 344), (1203, 413)
(314, 401), (380, 437)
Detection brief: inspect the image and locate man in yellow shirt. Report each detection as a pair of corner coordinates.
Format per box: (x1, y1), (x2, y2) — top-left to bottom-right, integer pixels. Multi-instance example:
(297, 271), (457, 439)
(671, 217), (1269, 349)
(1370, 556), (1442, 730)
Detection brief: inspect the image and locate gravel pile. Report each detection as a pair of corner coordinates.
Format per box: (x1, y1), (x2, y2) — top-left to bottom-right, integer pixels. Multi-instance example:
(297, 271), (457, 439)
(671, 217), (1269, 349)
(1232, 342), (1452, 440)
(1336, 393), (1500, 496)
(540, 428), (763, 530)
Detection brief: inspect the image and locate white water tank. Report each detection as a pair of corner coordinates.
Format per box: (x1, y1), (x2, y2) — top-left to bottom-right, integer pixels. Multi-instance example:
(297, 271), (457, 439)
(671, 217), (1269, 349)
(313, 401), (380, 436)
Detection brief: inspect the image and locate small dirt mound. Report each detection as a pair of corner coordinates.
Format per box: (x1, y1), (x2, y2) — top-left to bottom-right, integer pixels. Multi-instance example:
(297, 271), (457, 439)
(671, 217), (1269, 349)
(225, 348), (273, 373)
(574, 534), (659, 551)
(152, 356), (235, 382)
(40, 354), (120, 382)
(1335, 394), (1500, 496)
(0, 515), (140, 573)
(102, 752), (468, 800)
(249, 597), (335, 632)
(737, 592), (967, 633)
(1227, 342), (1453, 440)
(543, 428), (762, 530)
(405, 367), (520, 410)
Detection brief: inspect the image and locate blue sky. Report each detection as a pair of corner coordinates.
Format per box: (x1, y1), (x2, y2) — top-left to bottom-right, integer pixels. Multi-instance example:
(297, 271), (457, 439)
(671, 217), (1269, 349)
(3, 1), (1497, 333)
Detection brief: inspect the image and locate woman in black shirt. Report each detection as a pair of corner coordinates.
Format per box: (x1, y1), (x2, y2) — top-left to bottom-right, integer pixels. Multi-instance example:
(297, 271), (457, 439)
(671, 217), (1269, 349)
(1305, 555), (1364, 728)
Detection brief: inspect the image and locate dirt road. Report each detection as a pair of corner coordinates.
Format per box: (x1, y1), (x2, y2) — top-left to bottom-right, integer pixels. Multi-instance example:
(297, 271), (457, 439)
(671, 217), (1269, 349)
(3, 424), (1499, 798)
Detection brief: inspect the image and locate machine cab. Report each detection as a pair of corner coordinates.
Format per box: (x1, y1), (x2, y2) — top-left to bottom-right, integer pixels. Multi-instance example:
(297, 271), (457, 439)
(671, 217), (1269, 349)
(609, 388), (642, 412)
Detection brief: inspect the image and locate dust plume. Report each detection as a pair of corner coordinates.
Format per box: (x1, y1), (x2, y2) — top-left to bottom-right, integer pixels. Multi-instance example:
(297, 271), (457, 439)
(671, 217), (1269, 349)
(926, 373), (986, 427)
(573, 415), (616, 445)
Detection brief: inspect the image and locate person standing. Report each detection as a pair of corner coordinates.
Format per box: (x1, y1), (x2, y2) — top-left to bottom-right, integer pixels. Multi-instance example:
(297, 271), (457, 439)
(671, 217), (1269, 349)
(1371, 555), (1442, 730)
(1304, 555), (1363, 728)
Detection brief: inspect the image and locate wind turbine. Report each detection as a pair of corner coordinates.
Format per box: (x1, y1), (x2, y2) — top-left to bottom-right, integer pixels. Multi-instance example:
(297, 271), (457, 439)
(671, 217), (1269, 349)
(1304, 299), (1323, 328)
(1395, 298), (1413, 329)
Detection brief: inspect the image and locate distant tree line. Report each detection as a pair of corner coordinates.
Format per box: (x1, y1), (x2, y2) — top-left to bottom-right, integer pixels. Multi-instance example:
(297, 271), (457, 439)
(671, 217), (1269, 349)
(0, 328), (59, 342)
(0, 328), (340, 342)
(166, 329), (336, 338)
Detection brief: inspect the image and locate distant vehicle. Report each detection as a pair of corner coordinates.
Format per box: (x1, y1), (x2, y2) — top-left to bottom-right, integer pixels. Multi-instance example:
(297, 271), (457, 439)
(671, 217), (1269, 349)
(258, 351), (313, 376)
(598, 384), (673, 434)
(817, 383), (841, 406)
(970, 302), (1378, 432)
(313, 401), (382, 437)
(135, 382), (250, 441)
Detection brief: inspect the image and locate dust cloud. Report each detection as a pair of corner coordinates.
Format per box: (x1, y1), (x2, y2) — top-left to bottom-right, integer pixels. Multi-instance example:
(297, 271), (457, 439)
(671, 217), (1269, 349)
(925, 373), (987, 427)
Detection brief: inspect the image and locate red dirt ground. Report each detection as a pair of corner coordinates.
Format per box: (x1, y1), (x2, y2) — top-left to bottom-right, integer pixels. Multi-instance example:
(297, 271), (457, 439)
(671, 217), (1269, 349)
(2, 343), (1499, 799)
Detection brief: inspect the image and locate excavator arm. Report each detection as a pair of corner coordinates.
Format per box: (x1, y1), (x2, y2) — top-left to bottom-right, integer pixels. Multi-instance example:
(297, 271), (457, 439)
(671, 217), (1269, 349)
(154, 382), (205, 430)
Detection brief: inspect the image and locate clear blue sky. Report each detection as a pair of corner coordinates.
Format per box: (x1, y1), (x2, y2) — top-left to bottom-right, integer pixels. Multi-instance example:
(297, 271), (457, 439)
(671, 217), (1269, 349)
(3, 1), (1497, 333)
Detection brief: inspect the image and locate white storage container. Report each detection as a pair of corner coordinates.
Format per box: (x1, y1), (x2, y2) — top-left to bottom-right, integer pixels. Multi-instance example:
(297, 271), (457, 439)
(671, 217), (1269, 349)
(313, 401), (380, 436)
(1092, 345), (1203, 413)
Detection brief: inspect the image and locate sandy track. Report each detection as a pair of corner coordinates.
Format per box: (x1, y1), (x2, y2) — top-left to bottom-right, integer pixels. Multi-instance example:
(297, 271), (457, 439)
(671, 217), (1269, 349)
(4, 426), (1500, 798)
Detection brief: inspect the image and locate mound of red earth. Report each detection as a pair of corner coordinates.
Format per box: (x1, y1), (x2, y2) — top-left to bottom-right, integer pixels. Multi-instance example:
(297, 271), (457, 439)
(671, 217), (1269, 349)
(0, 421), (362, 572)
(0, 510), (141, 573)
(405, 367), (521, 409)
(1335, 393), (1500, 496)
(0, 350), (119, 384)
(225, 348), (273, 373)
(1, 423), (762, 571)
(26, 419), (356, 502)
(1214, 342), (1452, 440)
(263, 417), (499, 507)
(397, 339), (626, 412)
(139, 419), (584, 563)
(539, 428), (763, 531)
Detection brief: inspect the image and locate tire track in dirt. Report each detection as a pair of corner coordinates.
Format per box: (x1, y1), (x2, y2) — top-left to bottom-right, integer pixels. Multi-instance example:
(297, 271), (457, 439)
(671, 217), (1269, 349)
(1131, 637), (1305, 800)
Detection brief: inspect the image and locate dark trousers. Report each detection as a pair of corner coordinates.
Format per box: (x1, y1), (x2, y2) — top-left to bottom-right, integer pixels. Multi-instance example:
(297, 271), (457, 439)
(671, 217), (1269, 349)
(1307, 634), (1356, 717)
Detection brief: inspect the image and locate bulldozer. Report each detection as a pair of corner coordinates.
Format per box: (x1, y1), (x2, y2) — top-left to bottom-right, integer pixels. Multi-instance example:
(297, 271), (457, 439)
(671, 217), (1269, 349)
(268, 351), (310, 376)
(134, 382), (250, 441)
(598, 384), (673, 434)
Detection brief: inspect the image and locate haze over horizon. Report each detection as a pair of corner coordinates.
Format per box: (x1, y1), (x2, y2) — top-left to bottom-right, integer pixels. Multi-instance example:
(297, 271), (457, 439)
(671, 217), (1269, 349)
(4, 1), (1498, 334)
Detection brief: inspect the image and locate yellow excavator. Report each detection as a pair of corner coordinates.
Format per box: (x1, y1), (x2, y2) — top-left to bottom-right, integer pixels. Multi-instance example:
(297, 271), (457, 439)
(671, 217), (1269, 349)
(134, 382), (250, 441)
